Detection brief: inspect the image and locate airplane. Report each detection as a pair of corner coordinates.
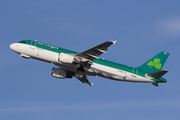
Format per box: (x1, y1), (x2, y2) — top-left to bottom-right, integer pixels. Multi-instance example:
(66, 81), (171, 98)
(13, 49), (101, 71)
(10, 40), (170, 87)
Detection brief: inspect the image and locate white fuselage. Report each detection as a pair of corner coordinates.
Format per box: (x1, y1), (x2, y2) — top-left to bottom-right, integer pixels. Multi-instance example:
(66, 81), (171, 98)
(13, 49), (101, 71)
(10, 43), (154, 83)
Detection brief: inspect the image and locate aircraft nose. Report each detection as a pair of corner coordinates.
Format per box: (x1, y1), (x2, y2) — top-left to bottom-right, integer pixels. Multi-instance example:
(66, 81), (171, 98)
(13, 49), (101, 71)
(10, 43), (16, 50)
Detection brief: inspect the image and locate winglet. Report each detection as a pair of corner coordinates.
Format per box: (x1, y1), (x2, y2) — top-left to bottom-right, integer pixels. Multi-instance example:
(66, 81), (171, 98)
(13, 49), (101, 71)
(112, 40), (117, 44)
(90, 83), (94, 87)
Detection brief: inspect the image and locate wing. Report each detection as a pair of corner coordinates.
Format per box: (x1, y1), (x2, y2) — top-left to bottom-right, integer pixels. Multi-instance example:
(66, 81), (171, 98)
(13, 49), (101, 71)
(75, 40), (117, 67)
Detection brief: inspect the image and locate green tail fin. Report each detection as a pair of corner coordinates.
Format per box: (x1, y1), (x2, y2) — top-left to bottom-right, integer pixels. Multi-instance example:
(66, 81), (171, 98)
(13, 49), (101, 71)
(137, 52), (170, 73)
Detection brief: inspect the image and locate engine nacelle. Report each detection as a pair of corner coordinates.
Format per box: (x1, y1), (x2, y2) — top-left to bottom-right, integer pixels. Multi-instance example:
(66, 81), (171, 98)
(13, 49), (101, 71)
(58, 53), (75, 64)
(51, 67), (72, 79)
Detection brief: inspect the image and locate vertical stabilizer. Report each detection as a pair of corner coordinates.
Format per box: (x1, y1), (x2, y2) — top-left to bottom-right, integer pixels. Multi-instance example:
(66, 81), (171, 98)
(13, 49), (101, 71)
(137, 52), (170, 73)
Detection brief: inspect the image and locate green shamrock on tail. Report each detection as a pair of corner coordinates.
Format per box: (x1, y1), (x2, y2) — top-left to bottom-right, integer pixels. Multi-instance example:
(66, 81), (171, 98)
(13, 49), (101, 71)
(147, 58), (162, 69)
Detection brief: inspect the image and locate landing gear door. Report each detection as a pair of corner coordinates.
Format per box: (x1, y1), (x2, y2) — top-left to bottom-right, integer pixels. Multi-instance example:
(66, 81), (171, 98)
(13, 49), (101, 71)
(30, 41), (36, 49)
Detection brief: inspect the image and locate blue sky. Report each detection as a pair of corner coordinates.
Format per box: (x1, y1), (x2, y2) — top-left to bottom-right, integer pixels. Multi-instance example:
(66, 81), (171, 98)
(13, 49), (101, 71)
(1, 0), (180, 119)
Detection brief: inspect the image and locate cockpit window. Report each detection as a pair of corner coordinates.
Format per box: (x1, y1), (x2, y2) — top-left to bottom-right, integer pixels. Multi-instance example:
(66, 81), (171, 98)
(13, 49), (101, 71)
(19, 41), (26, 43)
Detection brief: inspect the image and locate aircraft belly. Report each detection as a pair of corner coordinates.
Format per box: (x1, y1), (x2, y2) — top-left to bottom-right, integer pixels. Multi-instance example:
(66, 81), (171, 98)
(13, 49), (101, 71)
(55, 63), (78, 72)
(88, 63), (153, 83)
(88, 63), (127, 80)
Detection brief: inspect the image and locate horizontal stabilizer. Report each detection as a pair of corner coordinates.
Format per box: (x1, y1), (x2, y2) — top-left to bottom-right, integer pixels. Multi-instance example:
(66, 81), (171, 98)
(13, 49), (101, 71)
(151, 82), (159, 87)
(148, 70), (168, 79)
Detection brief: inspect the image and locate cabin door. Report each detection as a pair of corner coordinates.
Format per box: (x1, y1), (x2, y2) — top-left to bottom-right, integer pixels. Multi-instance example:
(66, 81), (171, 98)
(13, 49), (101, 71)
(132, 68), (138, 77)
(30, 41), (36, 49)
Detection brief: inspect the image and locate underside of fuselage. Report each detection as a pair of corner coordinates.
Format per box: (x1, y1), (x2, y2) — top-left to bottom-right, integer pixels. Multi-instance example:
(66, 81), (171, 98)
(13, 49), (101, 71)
(54, 61), (154, 83)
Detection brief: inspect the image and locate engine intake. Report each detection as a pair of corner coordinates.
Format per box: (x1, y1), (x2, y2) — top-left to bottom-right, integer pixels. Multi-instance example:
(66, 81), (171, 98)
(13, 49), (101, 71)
(51, 67), (72, 79)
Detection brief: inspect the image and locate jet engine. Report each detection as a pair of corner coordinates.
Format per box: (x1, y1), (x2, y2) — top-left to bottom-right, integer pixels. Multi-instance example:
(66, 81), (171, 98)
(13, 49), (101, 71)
(51, 67), (72, 79)
(58, 53), (75, 64)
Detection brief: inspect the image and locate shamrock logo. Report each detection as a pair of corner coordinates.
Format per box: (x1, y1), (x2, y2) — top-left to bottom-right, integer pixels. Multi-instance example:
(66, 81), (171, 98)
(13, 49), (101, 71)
(147, 58), (162, 69)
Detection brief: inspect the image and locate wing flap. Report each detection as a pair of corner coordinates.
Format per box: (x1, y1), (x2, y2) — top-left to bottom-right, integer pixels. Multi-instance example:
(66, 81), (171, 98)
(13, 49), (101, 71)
(75, 70), (93, 86)
(75, 41), (116, 67)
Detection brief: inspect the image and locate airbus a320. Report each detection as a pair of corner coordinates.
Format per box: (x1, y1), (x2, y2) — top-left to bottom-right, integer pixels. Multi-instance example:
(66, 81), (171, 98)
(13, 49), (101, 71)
(10, 40), (169, 87)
